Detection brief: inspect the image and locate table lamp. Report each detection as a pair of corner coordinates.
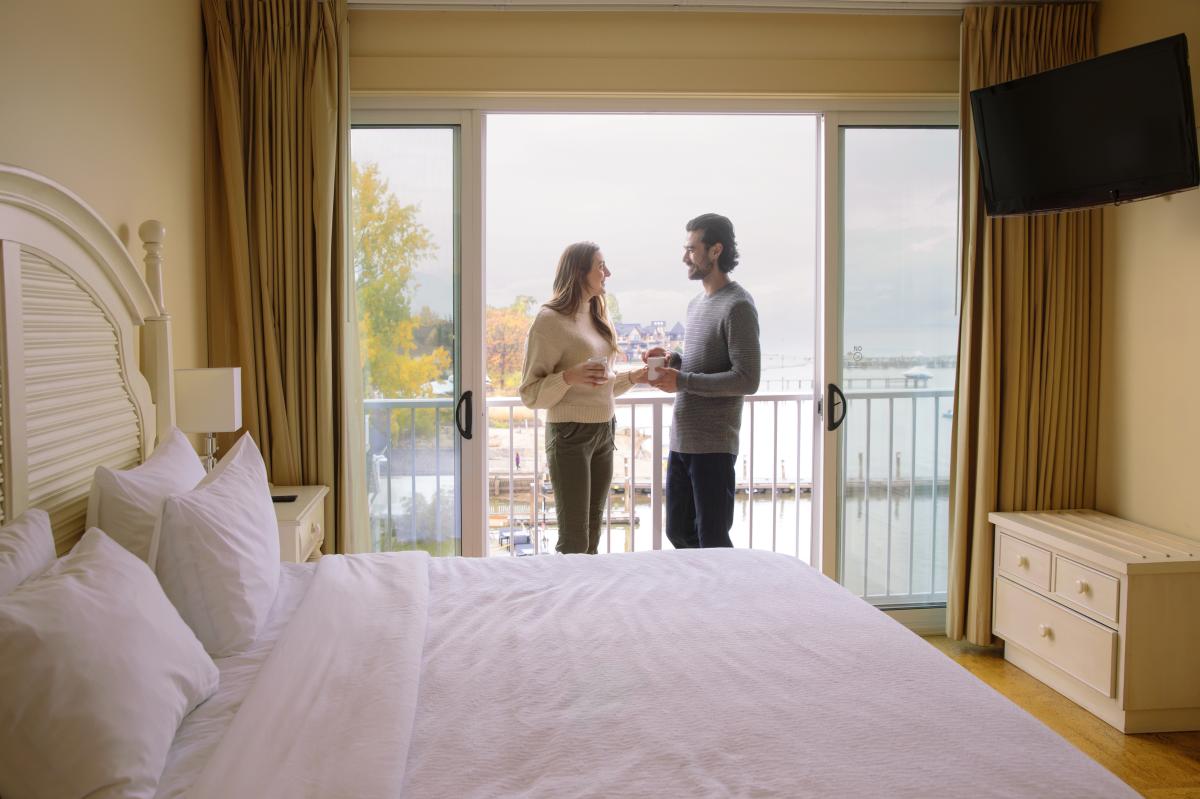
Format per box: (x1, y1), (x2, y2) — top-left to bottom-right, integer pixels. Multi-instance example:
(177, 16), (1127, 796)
(175, 367), (243, 471)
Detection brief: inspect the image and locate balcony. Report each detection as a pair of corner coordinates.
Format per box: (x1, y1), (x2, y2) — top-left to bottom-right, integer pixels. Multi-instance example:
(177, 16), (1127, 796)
(364, 385), (951, 606)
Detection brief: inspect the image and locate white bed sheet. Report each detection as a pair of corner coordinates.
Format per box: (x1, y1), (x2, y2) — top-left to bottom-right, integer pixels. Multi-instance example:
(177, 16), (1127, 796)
(177, 549), (1137, 798)
(399, 549), (1136, 798)
(154, 561), (315, 799)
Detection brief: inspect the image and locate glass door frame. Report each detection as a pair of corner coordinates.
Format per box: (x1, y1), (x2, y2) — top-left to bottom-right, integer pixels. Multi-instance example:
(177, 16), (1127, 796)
(351, 108), (488, 556)
(818, 109), (958, 628)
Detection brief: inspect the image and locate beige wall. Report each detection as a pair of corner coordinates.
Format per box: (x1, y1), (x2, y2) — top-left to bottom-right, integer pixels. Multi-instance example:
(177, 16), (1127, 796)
(1096, 0), (1200, 539)
(0, 0), (206, 372)
(349, 10), (959, 95)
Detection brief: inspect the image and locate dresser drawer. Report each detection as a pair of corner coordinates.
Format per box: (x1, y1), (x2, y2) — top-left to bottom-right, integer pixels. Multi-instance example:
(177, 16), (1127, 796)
(996, 532), (1052, 590)
(300, 510), (324, 560)
(994, 576), (1117, 698)
(1053, 556), (1119, 626)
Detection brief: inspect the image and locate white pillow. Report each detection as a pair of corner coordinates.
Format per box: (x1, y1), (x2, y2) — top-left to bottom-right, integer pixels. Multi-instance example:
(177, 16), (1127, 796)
(87, 426), (206, 568)
(0, 528), (218, 799)
(156, 432), (280, 657)
(0, 508), (55, 596)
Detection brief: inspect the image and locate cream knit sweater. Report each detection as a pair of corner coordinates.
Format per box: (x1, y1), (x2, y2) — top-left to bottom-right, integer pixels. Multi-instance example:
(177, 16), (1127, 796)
(519, 306), (635, 423)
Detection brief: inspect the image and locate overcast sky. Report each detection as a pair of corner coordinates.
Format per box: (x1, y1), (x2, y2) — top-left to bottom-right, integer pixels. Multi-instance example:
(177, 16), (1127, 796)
(352, 115), (958, 365)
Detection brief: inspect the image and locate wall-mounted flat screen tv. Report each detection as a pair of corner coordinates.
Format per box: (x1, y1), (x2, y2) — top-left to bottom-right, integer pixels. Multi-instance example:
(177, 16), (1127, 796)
(970, 34), (1198, 216)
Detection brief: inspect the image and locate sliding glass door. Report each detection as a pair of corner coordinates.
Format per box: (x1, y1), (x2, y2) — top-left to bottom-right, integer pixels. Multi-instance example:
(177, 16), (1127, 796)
(824, 122), (959, 608)
(350, 115), (485, 556)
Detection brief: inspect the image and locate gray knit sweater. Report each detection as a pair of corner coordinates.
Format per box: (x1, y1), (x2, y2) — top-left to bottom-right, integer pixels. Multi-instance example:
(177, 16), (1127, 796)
(670, 281), (760, 454)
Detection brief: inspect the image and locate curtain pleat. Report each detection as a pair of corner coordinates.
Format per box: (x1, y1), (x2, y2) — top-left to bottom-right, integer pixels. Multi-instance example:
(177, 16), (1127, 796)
(202, 0), (368, 554)
(948, 3), (1102, 644)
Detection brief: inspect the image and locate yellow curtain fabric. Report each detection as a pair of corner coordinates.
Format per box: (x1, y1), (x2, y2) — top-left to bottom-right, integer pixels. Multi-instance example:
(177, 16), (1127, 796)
(948, 3), (1101, 644)
(202, 0), (369, 553)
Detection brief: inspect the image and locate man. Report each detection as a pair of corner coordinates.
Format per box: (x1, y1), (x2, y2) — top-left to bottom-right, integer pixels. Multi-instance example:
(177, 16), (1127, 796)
(646, 213), (760, 548)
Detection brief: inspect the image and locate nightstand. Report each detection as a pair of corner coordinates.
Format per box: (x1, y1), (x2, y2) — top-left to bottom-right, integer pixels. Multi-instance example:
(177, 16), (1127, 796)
(271, 485), (329, 563)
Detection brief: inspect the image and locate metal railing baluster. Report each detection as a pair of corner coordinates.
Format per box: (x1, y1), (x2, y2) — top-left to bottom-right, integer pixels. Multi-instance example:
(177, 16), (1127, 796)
(652, 401), (663, 551)
(385, 409), (393, 549)
(508, 406), (515, 551)
(886, 397), (894, 598)
(796, 398), (803, 560)
(748, 402), (755, 549)
(863, 398), (871, 597)
(435, 407), (441, 548)
(908, 398), (917, 597)
(410, 408), (417, 548)
(771, 400), (778, 553)
(534, 410), (542, 555)
(932, 396), (940, 595)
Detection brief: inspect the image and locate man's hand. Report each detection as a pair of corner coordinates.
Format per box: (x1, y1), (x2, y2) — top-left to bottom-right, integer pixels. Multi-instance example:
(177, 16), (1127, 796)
(651, 367), (679, 393)
(642, 346), (668, 363)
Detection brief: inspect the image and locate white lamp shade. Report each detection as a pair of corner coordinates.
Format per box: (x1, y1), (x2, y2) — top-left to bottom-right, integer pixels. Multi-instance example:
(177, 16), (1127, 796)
(175, 368), (243, 433)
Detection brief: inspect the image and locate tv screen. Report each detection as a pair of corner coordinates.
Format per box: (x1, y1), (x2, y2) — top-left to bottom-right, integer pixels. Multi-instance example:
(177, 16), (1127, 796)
(970, 34), (1199, 216)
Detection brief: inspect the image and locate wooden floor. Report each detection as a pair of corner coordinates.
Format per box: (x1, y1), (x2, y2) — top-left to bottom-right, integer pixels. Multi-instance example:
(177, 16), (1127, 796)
(925, 635), (1200, 798)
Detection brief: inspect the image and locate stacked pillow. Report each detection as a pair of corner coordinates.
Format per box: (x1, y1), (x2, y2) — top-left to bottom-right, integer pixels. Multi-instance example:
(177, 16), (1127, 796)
(0, 430), (284, 797)
(87, 426), (207, 568)
(156, 432), (281, 657)
(0, 518), (218, 799)
(0, 507), (55, 596)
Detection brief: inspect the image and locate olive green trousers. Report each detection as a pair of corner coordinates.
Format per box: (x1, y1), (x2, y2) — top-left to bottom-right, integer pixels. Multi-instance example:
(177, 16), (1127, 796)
(545, 419), (614, 555)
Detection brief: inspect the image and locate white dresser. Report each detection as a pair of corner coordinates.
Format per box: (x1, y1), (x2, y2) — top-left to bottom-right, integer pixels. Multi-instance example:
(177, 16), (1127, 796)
(990, 510), (1200, 733)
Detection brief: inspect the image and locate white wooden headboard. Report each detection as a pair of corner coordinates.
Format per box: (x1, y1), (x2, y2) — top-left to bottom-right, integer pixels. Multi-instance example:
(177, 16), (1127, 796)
(0, 164), (174, 553)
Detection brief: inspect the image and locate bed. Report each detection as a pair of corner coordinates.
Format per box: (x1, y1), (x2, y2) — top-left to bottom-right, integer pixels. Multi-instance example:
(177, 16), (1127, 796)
(0, 164), (1138, 798)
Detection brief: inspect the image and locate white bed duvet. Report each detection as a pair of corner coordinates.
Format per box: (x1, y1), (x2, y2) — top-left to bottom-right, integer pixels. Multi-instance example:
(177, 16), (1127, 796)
(177, 549), (1136, 798)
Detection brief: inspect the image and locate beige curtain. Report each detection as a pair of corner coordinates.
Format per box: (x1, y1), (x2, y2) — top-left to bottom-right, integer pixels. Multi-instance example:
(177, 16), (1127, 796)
(202, 0), (368, 553)
(948, 3), (1102, 644)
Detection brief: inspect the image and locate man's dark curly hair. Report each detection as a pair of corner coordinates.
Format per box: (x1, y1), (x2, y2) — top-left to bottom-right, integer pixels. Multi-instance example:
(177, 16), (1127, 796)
(686, 213), (739, 273)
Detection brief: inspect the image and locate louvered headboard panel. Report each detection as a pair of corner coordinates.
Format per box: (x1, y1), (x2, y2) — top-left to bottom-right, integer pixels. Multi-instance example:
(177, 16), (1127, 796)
(22, 248), (144, 547)
(0, 164), (175, 553)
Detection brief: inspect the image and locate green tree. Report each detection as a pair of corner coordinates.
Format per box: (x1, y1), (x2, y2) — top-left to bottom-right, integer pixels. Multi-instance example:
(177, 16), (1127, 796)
(353, 160), (451, 401)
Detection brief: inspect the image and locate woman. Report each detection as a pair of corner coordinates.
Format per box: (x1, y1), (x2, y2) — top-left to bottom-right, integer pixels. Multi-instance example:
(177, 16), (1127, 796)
(519, 242), (646, 555)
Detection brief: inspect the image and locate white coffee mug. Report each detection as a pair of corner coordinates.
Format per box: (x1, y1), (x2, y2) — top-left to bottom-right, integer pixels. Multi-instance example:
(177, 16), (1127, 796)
(647, 355), (666, 381)
(586, 355), (611, 382)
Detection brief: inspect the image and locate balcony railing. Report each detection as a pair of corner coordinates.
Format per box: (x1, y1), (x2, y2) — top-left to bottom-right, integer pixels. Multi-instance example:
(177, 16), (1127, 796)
(364, 385), (952, 605)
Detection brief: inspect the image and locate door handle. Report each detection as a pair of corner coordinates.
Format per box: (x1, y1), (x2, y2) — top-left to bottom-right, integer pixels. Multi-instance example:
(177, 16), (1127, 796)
(455, 390), (473, 440)
(826, 383), (846, 432)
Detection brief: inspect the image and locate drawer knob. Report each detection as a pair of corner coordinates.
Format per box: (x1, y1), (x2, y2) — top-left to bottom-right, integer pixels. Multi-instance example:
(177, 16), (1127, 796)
(1075, 579), (1089, 595)
(1016, 555), (1029, 569)
(1038, 624), (1052, 639)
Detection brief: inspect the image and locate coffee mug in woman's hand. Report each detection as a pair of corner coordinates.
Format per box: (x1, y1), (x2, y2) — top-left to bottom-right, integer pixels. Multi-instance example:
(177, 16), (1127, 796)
(585, 356), (612, 384)
(565, 359), (608, 386)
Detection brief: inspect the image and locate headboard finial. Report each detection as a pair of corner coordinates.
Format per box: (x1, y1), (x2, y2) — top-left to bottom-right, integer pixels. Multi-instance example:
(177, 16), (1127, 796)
(138, 220), (167, 315)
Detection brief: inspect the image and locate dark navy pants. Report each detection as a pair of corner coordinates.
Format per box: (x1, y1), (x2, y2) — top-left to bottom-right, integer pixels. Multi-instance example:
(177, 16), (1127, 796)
(665, 451), (736, 549)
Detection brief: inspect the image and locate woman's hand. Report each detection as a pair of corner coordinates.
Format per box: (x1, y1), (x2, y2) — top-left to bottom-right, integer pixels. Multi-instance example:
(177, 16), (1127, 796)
(563, 360), (608, 387)
(628, 366), (650, 384)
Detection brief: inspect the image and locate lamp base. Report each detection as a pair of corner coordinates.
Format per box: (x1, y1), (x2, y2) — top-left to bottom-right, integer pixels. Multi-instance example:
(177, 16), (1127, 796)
(200, 433), (219, 472)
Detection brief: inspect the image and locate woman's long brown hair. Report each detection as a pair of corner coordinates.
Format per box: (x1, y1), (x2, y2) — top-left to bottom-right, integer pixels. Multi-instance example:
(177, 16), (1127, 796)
(543, 241), (617, 352)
